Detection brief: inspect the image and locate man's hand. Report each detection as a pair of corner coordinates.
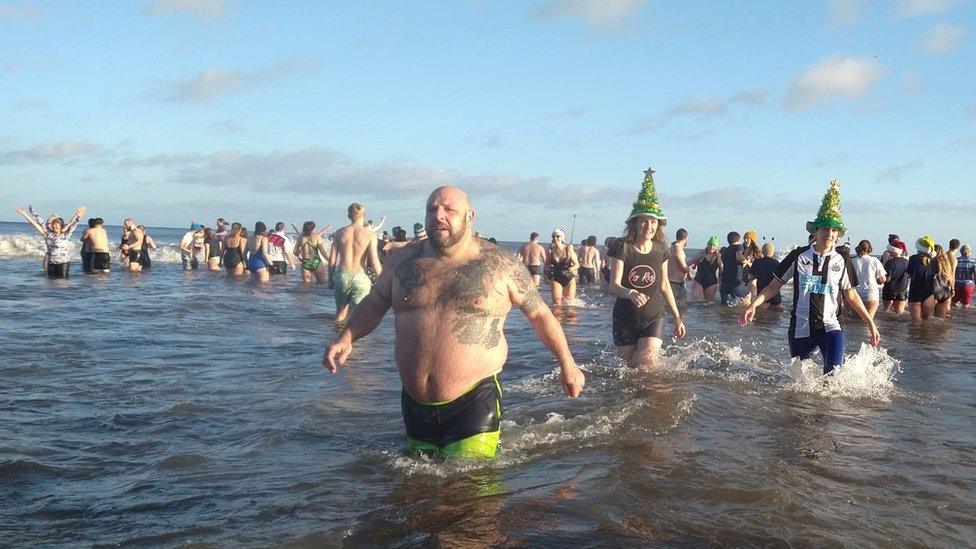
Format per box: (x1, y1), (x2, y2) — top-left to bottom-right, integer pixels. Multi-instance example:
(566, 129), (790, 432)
(739, 306), (756, 327)
(323, 337), (353, 373)
(76, 206), (86, 217)
(868, 322), (881, 348)
(559, 362), (585, 398)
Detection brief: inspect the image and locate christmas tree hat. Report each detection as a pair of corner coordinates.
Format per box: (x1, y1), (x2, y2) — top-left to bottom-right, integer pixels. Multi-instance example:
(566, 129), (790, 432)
(628, 167), (667, 226)
(806, 179), (846, 237)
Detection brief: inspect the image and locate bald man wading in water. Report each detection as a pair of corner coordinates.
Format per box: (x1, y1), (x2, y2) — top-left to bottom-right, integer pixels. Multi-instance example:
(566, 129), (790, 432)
(325, 186), (585, 459)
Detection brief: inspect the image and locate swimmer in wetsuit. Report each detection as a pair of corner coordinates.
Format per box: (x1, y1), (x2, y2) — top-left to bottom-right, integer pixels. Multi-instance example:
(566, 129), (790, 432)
(324, 186), (585, 459)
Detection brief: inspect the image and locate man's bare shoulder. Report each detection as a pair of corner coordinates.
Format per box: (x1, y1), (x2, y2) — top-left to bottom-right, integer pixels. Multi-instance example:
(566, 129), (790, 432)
(384, 241), (424, 266)
(476, 239), (523, 273)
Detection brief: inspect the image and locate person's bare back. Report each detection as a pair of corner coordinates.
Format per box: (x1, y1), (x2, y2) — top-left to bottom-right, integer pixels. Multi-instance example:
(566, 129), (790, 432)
(86, 226), (109, 252)
(332, 224), (376, 272)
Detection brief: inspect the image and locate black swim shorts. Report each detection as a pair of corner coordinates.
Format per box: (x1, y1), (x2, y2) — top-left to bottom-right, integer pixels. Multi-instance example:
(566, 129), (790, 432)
(91, 252), (110, 271)
(401, 375), (502, 451)
(527, 264), (542, 276)
(128, 249), (140, 263)
(882, 287), (907, 302)
(612, 315), (665, 346)
(579, 267), (596, 284)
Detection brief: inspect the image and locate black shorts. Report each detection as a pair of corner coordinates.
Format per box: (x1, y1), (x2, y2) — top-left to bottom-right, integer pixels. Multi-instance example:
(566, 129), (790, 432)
(128, 250), (140, 263)
(47, 262), (70, 279)
(612, 315), (665, 346)
(401, 375), (502, 448)
(601, 266), (611, 283)
(908, 286), (932, 304)
(91, 252), (110, 271)
(270, 261), (288, 275)
(882, 287), (907, 302)
(81, 251), (92, 272)
(527, 264), (542, 276)
(579, 267), (596, 284)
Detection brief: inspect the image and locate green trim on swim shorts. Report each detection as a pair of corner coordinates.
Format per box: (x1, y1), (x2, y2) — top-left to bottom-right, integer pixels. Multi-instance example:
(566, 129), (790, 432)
(414, 374), (501, 407)
(408, 430), (501, 460)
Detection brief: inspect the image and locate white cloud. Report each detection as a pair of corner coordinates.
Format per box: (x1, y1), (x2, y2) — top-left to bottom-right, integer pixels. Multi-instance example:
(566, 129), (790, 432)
(827, 0), (870, 26)
(893, 0), (964, 18)
(0, 139), (105, 164)
(919, 24), (967, 53)
(876, 159), (923, 182)
(163, 58), (322, 103)
(626, 90), (766, 134)
(785, 55), (884, 109)
(146, 0), (227, 19)
(533, 0), (649, 29)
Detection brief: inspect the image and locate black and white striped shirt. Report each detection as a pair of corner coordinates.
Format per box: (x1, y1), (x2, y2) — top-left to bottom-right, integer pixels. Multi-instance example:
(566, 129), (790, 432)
(774, 245), (858, 338)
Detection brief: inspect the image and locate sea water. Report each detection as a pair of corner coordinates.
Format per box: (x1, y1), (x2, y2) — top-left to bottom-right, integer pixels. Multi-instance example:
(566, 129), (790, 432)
(1, 221), (974, 546)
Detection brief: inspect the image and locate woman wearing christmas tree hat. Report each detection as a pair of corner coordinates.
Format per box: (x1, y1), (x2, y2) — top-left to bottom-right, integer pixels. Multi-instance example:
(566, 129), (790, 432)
(606, 168), (686, 368)
(739, 180), (881, 375)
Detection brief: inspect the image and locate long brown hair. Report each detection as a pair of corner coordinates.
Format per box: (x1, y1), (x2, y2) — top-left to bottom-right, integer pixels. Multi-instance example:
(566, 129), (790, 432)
(622, 216), (669, 249)
(935, 245), (953, 282)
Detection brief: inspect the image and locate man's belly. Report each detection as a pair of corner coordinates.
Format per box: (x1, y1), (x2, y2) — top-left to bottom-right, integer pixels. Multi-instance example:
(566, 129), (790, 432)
(394, 322), (508, 403)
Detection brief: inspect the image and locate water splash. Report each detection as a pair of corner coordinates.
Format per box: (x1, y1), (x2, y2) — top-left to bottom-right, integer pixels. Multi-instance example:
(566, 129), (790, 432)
(787, 343), (900, 401)
(0, 234), (184, 263)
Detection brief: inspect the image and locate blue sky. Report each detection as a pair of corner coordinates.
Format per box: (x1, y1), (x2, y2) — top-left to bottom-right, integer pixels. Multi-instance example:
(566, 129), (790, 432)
(1, 0), (973, 247)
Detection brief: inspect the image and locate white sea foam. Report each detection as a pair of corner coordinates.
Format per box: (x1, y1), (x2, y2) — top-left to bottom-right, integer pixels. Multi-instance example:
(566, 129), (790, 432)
(0, 234), (183, 263)
(786, 343), (900, 401)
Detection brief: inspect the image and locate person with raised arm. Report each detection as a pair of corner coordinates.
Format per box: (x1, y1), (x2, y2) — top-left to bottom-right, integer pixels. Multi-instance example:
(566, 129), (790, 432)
(15, 204), (86, 279)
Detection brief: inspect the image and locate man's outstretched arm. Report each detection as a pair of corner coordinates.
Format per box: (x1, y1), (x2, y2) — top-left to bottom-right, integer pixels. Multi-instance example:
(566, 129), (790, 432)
(509, 264), (584, 397)
(324, 269), (393, 372)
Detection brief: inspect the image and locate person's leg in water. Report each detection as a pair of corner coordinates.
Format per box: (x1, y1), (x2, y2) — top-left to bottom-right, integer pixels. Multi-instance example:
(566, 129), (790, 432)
(564, 277), (577, 302)
(703, 283), (718, 302)
(550, 279), (565, 306)
(790, 331), (845, 375)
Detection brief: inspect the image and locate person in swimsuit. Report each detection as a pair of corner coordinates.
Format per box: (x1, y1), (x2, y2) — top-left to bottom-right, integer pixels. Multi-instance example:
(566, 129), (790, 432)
(547, 228), (578, 306)
(741, 179), (880, 375)
(222, 223), (247, 276)
(137, 226), (157, 270)
(606, 168), (686, 368)
(578, 235), (601, 286)
(932, 244), (955, 318)
(689, 235), (722, 302)
(667, 228), (691, 308)
(247, 221), (272, 282)
(80, 217), (111, 274)
(906, 236), (938, 322)
(204, 228), (223, 271)
(15, 205), (86, 279)
(324, 186), (585, 460)
(329, 203), (382, 324)
(293, 221), (330, 284)
(516, 232), (548, 287)
(122, 220), (145, 273)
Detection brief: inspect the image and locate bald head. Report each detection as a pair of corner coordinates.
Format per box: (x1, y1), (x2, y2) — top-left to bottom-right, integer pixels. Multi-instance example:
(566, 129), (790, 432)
(427, 186), (471, 210)
(426, 186), (475, 250)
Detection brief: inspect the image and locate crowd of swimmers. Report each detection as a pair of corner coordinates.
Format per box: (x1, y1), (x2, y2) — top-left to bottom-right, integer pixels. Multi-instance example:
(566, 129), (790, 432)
(12, 174), (976, 461)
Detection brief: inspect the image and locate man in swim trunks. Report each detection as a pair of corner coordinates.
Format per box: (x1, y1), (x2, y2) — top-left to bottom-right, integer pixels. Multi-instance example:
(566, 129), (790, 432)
(329, 203), (383, 324)
(122, 219), (145, 273)
(667, 228), (691, 308)
(81, 217), (111, 273)
(324, 186), (585, 459)
(578, 235), (601, 285)
(516, 232), (547, 287)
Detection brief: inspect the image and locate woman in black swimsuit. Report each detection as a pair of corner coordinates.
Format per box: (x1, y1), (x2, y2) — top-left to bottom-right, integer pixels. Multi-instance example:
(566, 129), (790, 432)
(690, 236), (722, 302)
(547, 229), (578, 306)
(222, 222), (247, 276)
